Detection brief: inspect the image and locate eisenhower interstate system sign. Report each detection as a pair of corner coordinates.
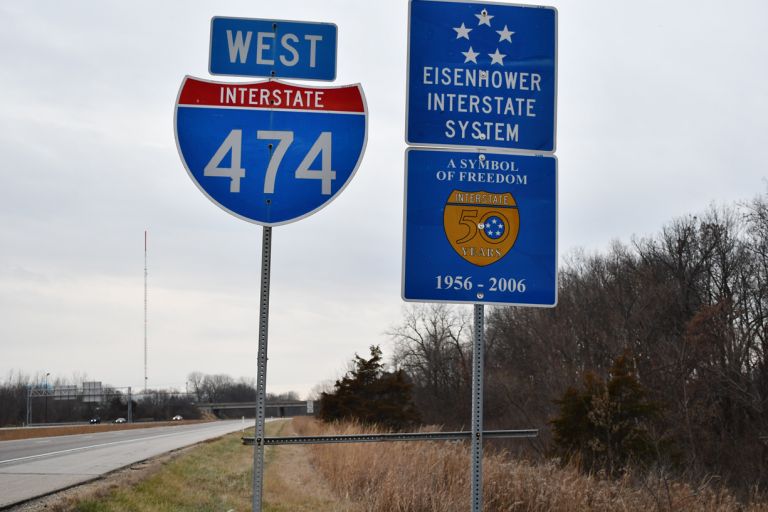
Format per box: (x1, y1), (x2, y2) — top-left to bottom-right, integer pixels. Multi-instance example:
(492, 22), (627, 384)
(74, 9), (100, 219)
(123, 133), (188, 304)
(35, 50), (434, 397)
(174, 77), (367, 225)
(406, 0), (557, 152)
(403, 148), (557, 306)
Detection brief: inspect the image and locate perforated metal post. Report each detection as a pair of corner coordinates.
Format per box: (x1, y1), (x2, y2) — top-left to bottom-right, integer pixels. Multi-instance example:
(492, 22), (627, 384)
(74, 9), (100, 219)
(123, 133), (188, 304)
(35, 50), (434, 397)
(471, 304), (484, 512)
(252, 226), (272, 512)
(25, 387), (31, 425)
(127, 387), (132, 423)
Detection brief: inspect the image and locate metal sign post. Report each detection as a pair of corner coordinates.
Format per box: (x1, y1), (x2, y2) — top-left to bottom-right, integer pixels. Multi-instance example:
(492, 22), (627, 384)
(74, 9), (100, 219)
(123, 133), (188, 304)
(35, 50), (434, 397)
(252, 226), (272, 511)
(471, 304), (484, 512)
(25, 387), (31, 425)
(127, 387), (133, 423)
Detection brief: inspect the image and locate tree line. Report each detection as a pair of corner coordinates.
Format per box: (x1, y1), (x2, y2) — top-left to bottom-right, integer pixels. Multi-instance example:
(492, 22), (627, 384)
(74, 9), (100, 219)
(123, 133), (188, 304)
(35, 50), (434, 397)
(0, 371), (300, 425)
(383, 194), (768, 493)
(0, 372), (199, 424)
(185, 371), (299, 404)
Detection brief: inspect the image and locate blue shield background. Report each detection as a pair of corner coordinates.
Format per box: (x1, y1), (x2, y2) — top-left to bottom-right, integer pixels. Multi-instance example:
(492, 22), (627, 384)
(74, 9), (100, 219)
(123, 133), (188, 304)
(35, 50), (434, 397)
(175, 85), (367, 226)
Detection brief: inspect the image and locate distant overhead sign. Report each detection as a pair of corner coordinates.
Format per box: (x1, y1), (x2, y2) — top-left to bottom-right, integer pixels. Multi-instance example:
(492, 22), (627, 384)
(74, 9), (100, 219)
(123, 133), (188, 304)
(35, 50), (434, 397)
(406, 0), (557, 152)
(82, 381), (103, 403)
(53, 385), (78, 401)
(403, 148), (557, 306)
(175, 76), (367, 226)
(210, 17), (337, 80)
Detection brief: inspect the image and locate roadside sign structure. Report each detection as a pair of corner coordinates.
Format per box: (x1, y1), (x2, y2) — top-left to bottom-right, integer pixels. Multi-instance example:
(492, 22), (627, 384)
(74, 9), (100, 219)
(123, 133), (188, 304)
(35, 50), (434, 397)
(175, 16), (367, 512)
(177, 3), (556, 511)
(404, 1), (557, 511)
(403, 148), (557, 306)
(406, 0), (557, 153)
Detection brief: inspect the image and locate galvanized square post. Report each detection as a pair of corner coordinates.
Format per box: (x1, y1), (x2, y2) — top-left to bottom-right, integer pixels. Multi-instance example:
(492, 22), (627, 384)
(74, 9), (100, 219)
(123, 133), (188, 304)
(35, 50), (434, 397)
(252, 226), (272, 511)
(471, 304), (484, 512)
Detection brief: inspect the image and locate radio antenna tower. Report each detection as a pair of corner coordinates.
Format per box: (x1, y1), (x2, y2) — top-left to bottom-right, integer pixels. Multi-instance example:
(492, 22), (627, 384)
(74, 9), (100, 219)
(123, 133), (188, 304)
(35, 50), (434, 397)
(144, 230), (148, 392)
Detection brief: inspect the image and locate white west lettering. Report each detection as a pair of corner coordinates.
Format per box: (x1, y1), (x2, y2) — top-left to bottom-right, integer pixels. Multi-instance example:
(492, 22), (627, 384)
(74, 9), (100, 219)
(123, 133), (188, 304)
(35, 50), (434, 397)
(304, 34), (323, 68)
(226, 30), (252, 64)
(279, 34), (300, 66)
(256, 32), (275, 65)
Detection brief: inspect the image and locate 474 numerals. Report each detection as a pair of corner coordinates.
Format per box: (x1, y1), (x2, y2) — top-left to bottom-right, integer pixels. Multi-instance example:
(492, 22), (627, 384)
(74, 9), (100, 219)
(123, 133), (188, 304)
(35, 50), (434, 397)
(204, 129), (336, 195)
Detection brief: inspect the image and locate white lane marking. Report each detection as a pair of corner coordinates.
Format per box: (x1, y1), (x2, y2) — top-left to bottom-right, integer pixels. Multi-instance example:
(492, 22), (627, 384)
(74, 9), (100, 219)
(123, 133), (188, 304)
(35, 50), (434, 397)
(0, 425), (236, 465)
(34, 440), (52, 444)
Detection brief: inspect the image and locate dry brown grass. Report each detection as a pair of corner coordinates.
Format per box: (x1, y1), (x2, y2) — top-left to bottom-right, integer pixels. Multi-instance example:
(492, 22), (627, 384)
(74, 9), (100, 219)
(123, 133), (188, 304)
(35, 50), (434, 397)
(293, 417), (768, 512)
(262, 420), (362, 512)
(0, 420), (211, 441)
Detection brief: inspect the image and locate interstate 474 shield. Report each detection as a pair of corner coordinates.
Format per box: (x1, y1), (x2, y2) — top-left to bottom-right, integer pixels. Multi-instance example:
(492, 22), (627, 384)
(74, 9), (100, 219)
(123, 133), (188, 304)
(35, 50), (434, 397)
(403, 148), (557, 306)
(175, 76), (367, 225)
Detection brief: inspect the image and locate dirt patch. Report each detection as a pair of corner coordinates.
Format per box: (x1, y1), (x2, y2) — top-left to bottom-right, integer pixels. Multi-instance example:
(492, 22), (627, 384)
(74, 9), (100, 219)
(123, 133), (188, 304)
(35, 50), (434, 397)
(0, 420), (211, 442)
(263, 421), (362, 512)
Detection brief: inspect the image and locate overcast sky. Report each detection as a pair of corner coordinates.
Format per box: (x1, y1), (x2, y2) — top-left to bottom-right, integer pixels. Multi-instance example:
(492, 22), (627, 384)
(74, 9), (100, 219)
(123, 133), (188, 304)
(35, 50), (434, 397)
(1, 1), (767, 398)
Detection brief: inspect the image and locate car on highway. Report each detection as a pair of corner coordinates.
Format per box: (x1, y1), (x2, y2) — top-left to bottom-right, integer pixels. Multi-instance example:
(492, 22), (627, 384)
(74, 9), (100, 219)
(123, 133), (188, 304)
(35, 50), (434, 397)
(171, 415), (183, 421)
(114, 418), (126, 424)
(89, 417), (100, 424)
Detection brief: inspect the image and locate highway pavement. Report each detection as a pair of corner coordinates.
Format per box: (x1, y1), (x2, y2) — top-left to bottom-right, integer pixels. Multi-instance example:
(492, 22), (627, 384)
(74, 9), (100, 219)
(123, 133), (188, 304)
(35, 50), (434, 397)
(0, 420), (251, 508)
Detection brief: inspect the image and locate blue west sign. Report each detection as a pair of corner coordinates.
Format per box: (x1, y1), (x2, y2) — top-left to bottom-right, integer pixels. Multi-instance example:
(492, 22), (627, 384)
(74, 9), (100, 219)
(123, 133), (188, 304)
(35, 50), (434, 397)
(406, 0), (557, 152)
(174, 77), (367, 226)
(209, 17), (337, 81)
(403, 148), (557, 306)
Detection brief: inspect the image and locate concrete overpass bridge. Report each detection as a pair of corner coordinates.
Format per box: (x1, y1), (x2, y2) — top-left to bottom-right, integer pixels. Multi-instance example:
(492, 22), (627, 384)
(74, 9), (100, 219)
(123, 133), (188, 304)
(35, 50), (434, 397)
(196, 400), (317, 418)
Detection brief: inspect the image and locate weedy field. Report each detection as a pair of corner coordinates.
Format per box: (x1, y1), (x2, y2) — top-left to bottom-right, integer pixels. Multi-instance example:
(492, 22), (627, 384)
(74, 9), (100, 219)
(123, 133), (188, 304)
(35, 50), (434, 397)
(46, 417), (768, 511)
(293, 417), (768, 512)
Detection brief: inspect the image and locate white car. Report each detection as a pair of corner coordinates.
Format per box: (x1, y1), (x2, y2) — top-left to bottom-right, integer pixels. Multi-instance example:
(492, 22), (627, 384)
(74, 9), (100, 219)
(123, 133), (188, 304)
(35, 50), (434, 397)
(172, 415), (183, 421)
(114, 417), (127, 424)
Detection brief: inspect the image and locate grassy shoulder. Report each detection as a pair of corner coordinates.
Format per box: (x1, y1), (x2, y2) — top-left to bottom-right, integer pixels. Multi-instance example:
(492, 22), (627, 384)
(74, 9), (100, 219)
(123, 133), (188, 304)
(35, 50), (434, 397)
(59, 419), (357, 512)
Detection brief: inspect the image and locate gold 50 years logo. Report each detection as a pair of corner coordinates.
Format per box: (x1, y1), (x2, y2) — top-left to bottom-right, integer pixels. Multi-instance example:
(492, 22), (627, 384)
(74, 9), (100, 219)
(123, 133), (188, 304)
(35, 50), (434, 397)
(443, 190), (520, 266)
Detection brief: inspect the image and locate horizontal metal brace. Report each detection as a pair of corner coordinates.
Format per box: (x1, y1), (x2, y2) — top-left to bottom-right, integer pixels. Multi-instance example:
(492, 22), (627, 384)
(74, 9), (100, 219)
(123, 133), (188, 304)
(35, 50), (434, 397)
(242, 429), (537, 446)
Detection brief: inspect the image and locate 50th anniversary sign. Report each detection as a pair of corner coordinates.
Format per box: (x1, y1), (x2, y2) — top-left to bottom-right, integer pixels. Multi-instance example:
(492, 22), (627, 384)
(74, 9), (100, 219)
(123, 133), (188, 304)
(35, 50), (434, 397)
(444, 189), (520, 267)
(403, 148), (556, 306)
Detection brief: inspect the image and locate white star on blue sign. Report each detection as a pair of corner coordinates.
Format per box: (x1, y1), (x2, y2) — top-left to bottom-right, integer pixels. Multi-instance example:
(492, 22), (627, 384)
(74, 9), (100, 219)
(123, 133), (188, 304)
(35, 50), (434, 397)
(454, 9), (515, 67)
(462, 46), (480, 64)
(483, 216), (505, 240)
(453, 22), (472, 39)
